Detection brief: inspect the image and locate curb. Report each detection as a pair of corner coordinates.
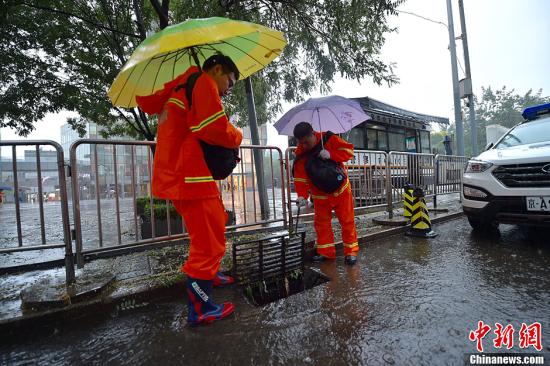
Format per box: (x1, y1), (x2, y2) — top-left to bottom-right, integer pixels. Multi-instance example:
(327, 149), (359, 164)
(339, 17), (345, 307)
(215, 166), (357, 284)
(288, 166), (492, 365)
(0, 276), (187, 339)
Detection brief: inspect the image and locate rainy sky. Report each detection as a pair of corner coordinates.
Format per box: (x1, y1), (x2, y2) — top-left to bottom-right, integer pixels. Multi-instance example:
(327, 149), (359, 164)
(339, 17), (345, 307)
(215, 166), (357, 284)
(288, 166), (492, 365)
(2, 0), (549, 150)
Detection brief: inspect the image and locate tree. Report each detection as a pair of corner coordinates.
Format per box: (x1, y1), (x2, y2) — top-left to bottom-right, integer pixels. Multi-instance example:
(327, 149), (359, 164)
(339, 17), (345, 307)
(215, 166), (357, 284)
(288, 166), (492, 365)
(446, 86), (550, 156)
(1, 0), (402, 140)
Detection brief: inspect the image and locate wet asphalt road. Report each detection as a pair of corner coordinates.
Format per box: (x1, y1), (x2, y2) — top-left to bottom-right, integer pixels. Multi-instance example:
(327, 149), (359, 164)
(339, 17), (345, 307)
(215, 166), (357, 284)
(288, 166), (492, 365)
(2, 217), (549, 365)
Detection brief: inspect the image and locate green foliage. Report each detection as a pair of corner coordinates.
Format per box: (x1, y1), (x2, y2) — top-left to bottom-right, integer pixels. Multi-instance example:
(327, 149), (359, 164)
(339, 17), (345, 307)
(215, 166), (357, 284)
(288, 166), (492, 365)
(446, 86), (550, 156)
(1, 0), (402, 138)
(136, 196), (179, 221)
(136, 196), (166, 211)
(430, 130), (449, 155)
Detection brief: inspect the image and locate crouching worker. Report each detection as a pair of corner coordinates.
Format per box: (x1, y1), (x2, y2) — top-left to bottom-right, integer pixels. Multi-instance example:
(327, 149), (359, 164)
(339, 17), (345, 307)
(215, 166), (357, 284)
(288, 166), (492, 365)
(292, 122), (359, 265)
(137, 55), (242, 326)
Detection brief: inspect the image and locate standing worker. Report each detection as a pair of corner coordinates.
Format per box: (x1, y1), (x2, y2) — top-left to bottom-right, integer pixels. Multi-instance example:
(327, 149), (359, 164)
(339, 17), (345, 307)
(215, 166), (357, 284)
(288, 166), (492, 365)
(137, 55), (242, 326)
(292, 122), (359, 265)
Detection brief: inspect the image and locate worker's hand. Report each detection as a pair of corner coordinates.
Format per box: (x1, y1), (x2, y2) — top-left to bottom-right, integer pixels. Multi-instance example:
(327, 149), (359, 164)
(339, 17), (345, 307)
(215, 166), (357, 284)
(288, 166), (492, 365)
(319, 149), (331, 160)
(296, 196), (308, 208)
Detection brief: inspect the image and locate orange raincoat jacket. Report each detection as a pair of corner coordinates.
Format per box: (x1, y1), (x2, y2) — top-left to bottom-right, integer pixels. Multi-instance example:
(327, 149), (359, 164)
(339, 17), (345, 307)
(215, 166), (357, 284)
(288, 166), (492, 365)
(293, 131), (359, 258)
(137, 66), (242, 200)
(293, 131), (355, 200)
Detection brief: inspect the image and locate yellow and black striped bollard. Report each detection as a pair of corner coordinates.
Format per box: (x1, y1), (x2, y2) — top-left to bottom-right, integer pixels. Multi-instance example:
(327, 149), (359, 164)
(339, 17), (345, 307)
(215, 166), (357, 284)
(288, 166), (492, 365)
(403, 183), (414, 222)
(405, 187), (438, 238)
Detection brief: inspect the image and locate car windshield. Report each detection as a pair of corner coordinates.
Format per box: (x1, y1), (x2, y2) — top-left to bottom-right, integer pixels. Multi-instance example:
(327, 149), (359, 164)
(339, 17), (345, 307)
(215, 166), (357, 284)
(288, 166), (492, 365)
(495, 117), (550, 149)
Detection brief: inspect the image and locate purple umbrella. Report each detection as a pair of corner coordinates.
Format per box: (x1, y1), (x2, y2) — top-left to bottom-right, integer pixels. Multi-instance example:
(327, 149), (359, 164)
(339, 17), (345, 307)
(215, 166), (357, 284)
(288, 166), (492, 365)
(274, 95), (370, 136)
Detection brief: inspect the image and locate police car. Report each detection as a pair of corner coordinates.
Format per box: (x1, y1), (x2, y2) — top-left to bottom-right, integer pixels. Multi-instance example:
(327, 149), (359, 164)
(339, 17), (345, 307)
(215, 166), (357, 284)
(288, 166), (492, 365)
(462, 103), (550, 230)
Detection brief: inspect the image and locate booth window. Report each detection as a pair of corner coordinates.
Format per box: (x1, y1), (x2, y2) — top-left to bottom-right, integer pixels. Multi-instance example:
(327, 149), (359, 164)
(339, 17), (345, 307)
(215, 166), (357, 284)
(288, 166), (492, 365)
(420, 130), (431, 153)
(348, 127), (366, 149)
(389, 128), (405, 151)
(365, 124), (387, 151)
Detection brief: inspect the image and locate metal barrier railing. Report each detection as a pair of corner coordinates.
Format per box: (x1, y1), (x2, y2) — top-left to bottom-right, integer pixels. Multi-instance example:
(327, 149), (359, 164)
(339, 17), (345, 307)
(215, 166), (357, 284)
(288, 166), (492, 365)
(69, 139), (287, 267)
(434, 154), (469, 209)
(285, 148), (464, 221)
(386, 152), (436, 218)
(346, 149), (389, 210)
(1, 136), (468, 281)
(0, 140), (75, 284)
(223, 146), (287, 229)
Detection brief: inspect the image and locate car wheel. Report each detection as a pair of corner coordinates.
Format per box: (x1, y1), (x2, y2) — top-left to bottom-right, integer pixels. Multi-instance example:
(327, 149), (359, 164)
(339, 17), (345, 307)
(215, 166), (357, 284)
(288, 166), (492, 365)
(467, 216), (498, 231)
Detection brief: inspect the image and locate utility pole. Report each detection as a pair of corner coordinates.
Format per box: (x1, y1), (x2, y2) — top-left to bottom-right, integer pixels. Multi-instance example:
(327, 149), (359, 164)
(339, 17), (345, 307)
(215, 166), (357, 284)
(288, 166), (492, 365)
(458, 0), (477, 156)
(245, 77), (270, 220)
(446, 0), (465, 156)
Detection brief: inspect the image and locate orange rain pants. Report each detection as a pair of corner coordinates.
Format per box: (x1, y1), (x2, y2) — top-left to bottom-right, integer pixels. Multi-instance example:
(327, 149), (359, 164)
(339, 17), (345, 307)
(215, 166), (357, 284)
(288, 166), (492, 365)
(173, 197), (227, 280)
(313, 184), (359, 258)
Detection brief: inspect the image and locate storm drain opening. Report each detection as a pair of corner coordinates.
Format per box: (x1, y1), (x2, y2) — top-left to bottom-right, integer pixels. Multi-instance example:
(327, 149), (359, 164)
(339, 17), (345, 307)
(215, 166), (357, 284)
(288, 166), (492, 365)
(232, 231), (330, 306)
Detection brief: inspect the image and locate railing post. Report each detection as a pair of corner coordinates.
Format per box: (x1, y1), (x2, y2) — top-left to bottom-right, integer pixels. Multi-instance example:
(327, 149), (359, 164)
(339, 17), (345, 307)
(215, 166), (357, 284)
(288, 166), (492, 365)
(285, 148), (294, 230)
(276, 147), (288, 230)
(386, 152), (394, 219)
(56, 143), (76, 286)
(434, 155), (439, 210)
(70, 141), (85, 268)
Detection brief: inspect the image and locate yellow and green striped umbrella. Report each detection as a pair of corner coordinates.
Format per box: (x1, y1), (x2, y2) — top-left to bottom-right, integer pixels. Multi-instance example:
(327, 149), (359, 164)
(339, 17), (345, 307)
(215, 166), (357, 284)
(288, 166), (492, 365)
(108, 17), (286, 108)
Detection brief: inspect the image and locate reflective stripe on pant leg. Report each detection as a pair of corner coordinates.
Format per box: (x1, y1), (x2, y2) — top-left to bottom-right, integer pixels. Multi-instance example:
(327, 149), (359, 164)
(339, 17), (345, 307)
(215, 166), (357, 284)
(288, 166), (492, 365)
(313, 197), (336, 258)
(173, 197), (227, 280)
(333, 187), (359, 256)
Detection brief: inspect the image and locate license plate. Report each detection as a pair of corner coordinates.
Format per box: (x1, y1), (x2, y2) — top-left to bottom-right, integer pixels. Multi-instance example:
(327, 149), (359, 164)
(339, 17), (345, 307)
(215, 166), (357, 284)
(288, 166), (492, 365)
(526, 196), (550, 212)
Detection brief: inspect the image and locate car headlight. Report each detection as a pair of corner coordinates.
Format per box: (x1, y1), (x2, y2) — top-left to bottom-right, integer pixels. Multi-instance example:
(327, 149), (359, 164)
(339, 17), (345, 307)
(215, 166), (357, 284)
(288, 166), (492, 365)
(465, 160), (493, 173)
(463, 186), (488, 199)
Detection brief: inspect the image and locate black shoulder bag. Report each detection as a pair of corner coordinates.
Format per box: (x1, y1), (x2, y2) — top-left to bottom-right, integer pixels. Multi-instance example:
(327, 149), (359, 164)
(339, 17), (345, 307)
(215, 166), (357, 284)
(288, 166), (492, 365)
(182, 72), (240, 180)
(294, 132), (347, 194)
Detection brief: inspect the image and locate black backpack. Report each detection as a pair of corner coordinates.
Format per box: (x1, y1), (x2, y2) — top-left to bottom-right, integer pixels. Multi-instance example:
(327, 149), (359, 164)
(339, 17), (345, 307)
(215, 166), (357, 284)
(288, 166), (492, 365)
(294, 132), (347, 194)
(181, 72), (240, 180)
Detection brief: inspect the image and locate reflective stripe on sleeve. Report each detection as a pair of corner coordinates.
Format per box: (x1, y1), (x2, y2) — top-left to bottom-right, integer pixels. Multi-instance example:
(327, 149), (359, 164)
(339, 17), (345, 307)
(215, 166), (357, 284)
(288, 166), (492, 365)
(190, 110), (225, 132)
(166, 98), (186, 110)
(337, 147), (354, 155)
(184, 176), (214, 183)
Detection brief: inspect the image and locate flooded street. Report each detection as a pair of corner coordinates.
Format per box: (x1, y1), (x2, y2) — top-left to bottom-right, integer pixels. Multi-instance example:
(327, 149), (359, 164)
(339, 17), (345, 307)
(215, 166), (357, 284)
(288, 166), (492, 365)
(2, 217), (549, 365)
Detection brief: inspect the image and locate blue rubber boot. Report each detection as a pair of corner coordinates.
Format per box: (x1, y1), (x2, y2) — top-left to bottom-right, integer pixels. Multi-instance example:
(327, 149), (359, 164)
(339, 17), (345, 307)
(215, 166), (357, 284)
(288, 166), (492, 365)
(186, 277), (234, 326)
(213, 272), (235, 287)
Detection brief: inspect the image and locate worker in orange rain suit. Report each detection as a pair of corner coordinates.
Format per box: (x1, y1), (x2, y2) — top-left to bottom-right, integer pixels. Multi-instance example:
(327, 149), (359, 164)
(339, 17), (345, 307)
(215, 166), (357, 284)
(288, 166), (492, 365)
(292, 122), (359, 265)
(136, 55), (242, 326)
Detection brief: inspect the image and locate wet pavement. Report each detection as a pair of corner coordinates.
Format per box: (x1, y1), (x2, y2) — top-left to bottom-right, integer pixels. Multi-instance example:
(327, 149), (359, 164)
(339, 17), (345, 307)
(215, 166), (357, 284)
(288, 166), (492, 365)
(2, 217), (549, 365)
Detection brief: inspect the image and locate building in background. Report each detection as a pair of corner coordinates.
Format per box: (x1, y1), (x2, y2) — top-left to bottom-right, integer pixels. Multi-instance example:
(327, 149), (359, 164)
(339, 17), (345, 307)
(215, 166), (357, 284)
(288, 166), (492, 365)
(347, 97), (449, 153)
(0, 148), (59, 203)
(286, 97), (449, 154)
(60, 122), (151, 200)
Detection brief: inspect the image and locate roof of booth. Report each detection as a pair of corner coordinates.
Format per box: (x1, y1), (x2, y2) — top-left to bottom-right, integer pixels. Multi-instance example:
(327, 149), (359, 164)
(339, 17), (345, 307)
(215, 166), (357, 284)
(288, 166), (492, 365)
(353, 97), (450, 126)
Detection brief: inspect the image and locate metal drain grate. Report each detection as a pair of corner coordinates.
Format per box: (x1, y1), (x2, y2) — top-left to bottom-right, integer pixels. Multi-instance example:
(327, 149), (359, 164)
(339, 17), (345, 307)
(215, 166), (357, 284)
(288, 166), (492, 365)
(231, 231), (306, 286)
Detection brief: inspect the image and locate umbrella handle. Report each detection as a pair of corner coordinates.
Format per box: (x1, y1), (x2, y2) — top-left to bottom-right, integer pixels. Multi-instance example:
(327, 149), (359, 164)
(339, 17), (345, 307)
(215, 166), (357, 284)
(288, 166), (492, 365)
(318, 108), (324, 150)
(190, 47), (201, 68)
